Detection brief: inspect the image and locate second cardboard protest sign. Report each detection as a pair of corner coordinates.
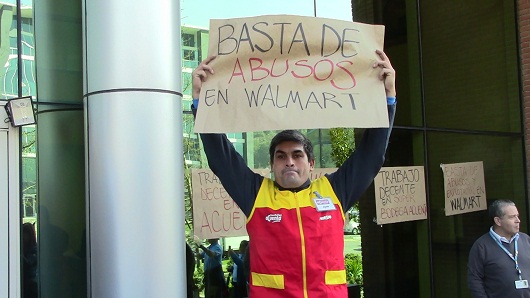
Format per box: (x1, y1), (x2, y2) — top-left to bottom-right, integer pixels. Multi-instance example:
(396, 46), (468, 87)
(374, 166), (427, 225)
(194, 15), (388, 133)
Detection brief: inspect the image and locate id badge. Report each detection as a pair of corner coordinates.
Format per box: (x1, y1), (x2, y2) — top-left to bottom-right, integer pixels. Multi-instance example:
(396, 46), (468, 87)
(515, 280), (529, 289)
(313, 197), (336, 212)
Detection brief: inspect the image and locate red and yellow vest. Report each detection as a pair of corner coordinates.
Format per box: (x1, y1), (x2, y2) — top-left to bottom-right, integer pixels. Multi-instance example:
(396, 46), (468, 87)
(246, 177), (347, 298)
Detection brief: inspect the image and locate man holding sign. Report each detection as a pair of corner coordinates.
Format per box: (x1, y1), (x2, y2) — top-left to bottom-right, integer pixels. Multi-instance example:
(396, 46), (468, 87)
(191, 48), (395, 297)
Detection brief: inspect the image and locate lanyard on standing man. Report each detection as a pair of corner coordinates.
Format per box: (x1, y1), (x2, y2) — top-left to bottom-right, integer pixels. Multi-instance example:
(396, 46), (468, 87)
(490, 230), (529, 289)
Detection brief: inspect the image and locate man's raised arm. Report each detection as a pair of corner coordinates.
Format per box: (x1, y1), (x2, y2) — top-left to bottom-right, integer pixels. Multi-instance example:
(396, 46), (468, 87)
(328, 50), (397, 210)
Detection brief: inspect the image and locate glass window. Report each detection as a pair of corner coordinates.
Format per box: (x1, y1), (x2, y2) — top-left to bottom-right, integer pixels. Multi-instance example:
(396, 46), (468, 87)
(33, 0), (85, 297)
(17, 3), (39, 298)
(421, 0), (520, 133)
(183, 49), (196, 61)
(419, 1), (522, 296)
(359, 128), (428, 297)
(182, 33), (195, 47)
(427, 132), (525, 297)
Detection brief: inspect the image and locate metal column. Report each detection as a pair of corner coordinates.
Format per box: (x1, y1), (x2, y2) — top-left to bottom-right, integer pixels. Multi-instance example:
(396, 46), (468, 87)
(82, 0), (184, 297)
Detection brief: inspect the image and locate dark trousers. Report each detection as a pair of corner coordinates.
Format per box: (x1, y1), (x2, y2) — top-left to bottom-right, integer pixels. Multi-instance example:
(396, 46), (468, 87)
(204, 267), (227, 298)
(232, 281), (248, 298)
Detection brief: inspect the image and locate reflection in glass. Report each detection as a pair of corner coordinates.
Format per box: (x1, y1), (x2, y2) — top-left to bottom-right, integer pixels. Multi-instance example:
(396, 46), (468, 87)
(421, 1), (519, 133)
(428, 132), (525, 297)
(18, 0), (38, 297)
(22, 222), (37, 298)
(0, 0), (38, 297)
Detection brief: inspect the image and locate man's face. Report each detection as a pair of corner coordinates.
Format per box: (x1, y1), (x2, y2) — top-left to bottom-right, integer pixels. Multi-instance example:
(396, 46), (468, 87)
(495, 205), (520, 238)
(271, 141), (315, 189)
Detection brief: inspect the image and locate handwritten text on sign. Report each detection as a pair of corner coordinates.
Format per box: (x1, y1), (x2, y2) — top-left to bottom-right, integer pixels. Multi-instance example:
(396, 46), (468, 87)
(374, 166), (427, 225)
(310, 168), (337, 181)
(442, 161), (486, 216)
(192, 168), (269, 239)
(194, 15), (388, 133)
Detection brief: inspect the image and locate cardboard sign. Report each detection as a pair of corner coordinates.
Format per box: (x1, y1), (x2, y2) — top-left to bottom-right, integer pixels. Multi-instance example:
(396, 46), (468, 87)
(442, 161), (487, 216)
(310, 168), (337, 180)
(374, 166), (427, 225)
(194, 14), (388, 133)
(191, 168), (269, 239)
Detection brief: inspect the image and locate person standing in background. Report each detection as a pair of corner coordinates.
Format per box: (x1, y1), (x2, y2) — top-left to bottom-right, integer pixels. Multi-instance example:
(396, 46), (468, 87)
(228, 240), (249, 298)
(468, 199), (530, 297)
(186, 242), (197, 298)
(197, 238), (227, 298)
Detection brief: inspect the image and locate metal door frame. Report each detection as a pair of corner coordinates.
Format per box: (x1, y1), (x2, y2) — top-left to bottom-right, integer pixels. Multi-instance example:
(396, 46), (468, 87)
(1, 101), (21, 298)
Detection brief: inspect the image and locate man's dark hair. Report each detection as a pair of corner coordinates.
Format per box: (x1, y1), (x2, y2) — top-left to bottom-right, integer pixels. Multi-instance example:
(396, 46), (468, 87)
(269, 130), (314, 163)
(488, 199), (516, 223)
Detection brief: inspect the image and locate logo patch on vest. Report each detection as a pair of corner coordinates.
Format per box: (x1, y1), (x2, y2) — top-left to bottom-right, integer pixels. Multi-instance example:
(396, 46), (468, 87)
(320, 215), (332, 221)
(265, 214), (282, 223)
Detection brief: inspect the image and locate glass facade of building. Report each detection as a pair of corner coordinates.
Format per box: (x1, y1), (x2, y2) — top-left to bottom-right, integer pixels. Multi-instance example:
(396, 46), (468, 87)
(0, 0), (526, 297)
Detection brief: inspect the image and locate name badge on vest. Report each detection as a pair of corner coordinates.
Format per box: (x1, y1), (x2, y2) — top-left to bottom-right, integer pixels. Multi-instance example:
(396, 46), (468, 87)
(515, 280), (529, 289)
(313, 191), (336, 212)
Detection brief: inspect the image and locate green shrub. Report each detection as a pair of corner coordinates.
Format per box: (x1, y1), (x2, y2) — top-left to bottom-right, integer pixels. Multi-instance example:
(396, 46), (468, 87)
(344, 253), (363, 285)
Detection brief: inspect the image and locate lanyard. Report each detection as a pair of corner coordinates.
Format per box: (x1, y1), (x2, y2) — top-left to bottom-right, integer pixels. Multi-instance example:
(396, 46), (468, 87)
(490, 230), (522, 280)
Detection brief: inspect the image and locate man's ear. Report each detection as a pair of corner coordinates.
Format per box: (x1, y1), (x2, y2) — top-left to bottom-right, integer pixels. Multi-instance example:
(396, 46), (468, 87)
(309, 159), (315, 170)
(494, 217), (502, 227)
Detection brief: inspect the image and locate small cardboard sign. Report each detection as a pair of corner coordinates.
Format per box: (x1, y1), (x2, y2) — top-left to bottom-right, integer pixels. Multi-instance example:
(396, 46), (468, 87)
(442, 161), (487, 216)
(374, 166), (427, 225)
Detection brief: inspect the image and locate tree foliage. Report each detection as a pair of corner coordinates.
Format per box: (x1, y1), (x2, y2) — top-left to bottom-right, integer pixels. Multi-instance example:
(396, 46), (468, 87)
(329, 128), (363, 288)
(328, 127), (361, 230)
(329, 128), (355, 167)
(344, 253), (363, 285)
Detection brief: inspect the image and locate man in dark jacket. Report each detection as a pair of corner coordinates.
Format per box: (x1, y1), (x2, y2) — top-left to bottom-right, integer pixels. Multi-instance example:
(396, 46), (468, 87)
(468, 199), (530, 297)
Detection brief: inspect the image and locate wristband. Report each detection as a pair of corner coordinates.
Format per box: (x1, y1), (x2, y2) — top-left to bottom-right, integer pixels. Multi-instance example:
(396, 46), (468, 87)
(386, 96), (396, 105)
(192, 98), (199, 109)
